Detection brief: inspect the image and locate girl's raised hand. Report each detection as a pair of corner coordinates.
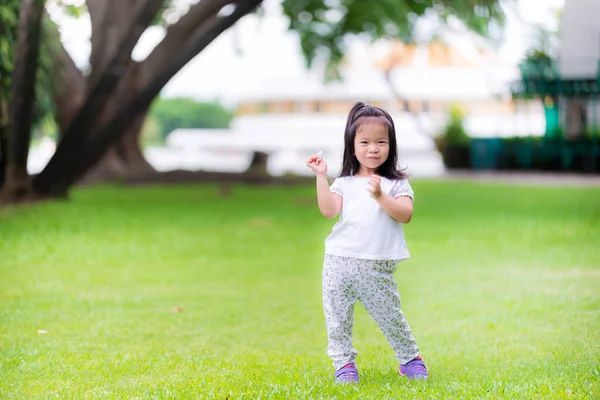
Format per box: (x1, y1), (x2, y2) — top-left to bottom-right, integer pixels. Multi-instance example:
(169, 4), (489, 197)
(306, 151), (327, 176)
(367, 174), (383, 199)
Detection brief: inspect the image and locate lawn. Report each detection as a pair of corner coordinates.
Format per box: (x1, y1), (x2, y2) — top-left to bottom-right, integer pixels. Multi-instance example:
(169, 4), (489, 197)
(1, 180), (599, 399)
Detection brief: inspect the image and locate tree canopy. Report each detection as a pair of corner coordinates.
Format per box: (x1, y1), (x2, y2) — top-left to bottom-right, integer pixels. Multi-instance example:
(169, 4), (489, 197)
(282, 0), (505, 79)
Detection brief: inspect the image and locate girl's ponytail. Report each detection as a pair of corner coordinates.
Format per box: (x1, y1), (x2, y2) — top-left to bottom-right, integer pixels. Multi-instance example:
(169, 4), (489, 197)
(345, 102), (366, 127)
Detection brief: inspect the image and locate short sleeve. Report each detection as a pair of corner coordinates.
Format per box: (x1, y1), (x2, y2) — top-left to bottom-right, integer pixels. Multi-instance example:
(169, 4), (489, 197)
(390, 179), (414, 201)
(330, 178), (343, 197)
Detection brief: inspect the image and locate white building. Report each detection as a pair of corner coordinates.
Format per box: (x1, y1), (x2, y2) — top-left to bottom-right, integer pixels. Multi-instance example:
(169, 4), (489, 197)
(558, 0), (600, 79)
(163, 41), (544, 177)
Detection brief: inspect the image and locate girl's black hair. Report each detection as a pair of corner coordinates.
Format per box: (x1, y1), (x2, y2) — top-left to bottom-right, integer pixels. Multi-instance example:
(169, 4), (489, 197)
(339, 101), (407, 179)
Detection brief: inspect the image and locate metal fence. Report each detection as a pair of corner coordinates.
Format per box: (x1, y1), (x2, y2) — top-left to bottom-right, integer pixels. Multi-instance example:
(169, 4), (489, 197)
(469, 73), (600, 173)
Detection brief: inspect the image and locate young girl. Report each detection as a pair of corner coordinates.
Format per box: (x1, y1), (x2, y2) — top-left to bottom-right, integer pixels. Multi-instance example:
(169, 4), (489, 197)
(306, 102), (428, 384)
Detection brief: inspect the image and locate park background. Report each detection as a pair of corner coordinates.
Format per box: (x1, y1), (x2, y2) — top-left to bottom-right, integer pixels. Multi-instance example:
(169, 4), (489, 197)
(1, 0), (599, 398)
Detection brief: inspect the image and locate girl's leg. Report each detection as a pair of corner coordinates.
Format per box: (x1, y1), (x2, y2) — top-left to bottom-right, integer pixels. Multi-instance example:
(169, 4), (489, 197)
(322, 254), (359, 370)
(356, 259), (420, 365)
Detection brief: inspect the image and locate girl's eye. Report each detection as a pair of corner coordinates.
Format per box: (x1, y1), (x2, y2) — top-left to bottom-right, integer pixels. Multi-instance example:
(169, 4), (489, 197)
(378, 141), (387, 144)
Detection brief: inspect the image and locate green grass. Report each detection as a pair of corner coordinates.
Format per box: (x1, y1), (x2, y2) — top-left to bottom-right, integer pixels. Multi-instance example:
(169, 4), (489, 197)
(1, 180), (599, 399)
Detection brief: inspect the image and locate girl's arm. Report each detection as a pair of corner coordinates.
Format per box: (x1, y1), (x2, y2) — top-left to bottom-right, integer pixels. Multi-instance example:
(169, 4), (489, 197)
(367, 175), (413, 223)
(316, 174), (342, 219)
(375, 194), (413, 223)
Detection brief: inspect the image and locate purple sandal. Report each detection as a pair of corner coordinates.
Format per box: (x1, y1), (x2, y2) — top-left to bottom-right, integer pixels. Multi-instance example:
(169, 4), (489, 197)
(335, 363), (359, 384)
(399, 356), (429, 379)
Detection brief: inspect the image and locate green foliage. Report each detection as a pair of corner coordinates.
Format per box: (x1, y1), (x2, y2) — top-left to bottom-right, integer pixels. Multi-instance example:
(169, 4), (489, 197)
(281, 0), (505, 80)
(0, 182), (599, 398)
(32, 17), (62, 134)
(140, 115), (163, 147)
(443, 104), (470, 145)
(63, 3), (85, 18)
(433, 104), (471, 168)
(34, 112), (59, 141)
(47, 0), (87, 18)
(519, 23), (560, 79)
(436, 104), (470, 147)
(519, 53), (558, 79)
(0, 0), (19, 108)
(0, 1), (59, 135)
(148, 97), (234, 140)
(0, 0), (20, 173)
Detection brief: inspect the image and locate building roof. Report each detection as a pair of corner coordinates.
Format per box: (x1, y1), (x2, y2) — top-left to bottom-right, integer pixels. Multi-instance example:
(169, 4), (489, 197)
(235, 40), (519, 103)
(235, 66), (517, 102)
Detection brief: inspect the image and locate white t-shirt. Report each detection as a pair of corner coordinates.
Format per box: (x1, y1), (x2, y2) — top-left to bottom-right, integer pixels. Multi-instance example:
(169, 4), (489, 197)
(324, 175), (414, 261)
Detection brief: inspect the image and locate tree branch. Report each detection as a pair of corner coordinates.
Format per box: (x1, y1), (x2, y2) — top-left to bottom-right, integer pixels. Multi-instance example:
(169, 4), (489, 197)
(140, 0), (236, 85)
(87, 0), (112, 78)
(108, 0), (251, 122)
(383, 68), (434, 138)
(57, 0), (163, 144)
(87, 0), (145, 85)
(100, 0), (236, 120)
(44, 15), (86, 132)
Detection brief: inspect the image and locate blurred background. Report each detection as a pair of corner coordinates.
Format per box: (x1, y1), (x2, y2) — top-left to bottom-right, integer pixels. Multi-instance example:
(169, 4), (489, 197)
(4, 0), (597, 189)
(2, 1), (600, 397)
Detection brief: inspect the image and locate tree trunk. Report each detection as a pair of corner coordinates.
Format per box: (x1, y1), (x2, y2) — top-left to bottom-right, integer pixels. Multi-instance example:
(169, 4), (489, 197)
(84, 106), (154, 181)
(115, 110), (155, 175)
(1, 0), (45, 203)
(0, 127), (7, 190)
(246, 151), (270, 175)
(83, 148), (125, 181)
(45, 15), (86, 139)
(85, 58), (155, 181)
(32, 0), (263, 197)
(25, 0), (164, 198)
(0, 101), (8, 189)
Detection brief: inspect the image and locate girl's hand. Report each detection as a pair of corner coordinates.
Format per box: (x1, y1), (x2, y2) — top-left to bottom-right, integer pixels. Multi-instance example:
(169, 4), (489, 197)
(306, 152), (327, 176)
(367, 174), (383, 199)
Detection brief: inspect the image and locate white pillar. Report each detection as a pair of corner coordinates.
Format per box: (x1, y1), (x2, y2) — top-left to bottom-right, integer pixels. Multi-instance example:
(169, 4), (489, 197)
(558, 0), (600, 79)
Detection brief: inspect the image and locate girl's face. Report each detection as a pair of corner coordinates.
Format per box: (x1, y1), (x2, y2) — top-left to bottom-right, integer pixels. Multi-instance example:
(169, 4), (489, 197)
(353, 123), (389, 175)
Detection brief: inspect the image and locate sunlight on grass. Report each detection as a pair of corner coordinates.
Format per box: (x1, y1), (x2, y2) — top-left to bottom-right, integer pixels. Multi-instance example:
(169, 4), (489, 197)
(1, 181), (599, 399)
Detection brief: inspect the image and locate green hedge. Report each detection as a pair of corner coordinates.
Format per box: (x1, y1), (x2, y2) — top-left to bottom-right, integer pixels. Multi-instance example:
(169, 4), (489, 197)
(452, 137), (600, 173)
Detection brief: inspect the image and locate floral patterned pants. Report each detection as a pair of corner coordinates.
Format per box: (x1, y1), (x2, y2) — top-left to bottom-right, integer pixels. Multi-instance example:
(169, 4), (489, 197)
(322, 254), (420, 369)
